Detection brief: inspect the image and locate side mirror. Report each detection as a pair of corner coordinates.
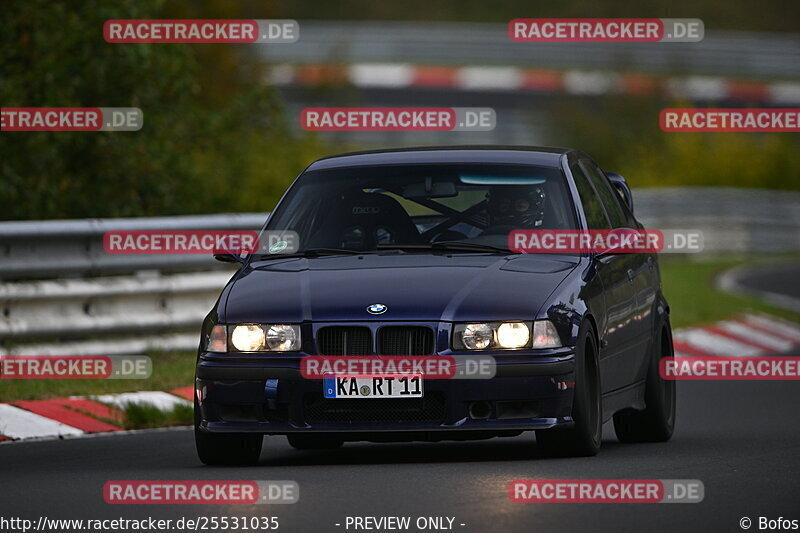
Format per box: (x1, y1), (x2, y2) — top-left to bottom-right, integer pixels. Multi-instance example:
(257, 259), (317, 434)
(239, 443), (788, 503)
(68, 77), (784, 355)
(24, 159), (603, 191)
(606, 172), (633, 214)
(213, 252), (244, 263)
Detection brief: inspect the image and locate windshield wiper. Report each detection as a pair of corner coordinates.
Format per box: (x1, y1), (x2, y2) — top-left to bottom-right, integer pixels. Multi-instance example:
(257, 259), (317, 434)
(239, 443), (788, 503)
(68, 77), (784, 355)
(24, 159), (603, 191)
(378, 241), (513, 254)
(250, 248), (366, 260)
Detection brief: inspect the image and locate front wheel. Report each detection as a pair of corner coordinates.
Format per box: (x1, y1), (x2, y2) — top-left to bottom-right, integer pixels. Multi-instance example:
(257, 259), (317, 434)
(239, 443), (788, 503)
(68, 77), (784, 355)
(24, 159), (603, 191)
(613, 318), (676, 443)
(536, 324), (602, 457)
(195, 398), (263, 466)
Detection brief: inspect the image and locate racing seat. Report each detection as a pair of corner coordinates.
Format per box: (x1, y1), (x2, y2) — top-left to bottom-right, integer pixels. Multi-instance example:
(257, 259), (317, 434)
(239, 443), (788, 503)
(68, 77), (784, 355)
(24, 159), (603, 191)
(307, 191), (422, 250)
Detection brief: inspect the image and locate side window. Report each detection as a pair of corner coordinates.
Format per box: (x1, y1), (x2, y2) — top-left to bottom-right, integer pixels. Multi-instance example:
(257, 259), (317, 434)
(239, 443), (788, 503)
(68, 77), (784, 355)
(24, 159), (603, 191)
(571, 163), (610, 230)
(581, 160), (629, 228)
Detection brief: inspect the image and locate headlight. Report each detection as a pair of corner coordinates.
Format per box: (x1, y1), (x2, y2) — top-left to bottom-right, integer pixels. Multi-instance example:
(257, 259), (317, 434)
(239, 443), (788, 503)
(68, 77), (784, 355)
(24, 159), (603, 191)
(266, 324), (299, 351)
(453, 320), (560, 350)
(229, 324), (301, 352)
(231, 325), (266, 351)
(462, 323), (494, 350)
(497, 322), (530, 348)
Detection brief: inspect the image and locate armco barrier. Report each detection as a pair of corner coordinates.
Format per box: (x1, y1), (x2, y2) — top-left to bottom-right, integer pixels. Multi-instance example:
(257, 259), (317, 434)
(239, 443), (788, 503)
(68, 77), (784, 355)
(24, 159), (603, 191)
(0, 270), (231, 340)
(257, 22), (800, 79)
(1, 188), (798, 355)
(634, 187), (800, 253)
(0, 213), (266, 280)
(1, 188), (797, 281)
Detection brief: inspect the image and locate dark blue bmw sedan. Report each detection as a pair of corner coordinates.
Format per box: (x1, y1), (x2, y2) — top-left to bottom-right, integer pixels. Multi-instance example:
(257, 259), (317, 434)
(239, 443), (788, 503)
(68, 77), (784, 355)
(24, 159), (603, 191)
(194, 146), (675, 465)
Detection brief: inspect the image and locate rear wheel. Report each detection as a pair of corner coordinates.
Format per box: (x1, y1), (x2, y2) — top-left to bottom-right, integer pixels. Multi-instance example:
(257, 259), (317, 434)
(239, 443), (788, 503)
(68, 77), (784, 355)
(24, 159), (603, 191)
(613, 318), (676, 442)
(194, 398), (263, 466)
(287, 434), (344, 450)
(536, 324), (602, 457)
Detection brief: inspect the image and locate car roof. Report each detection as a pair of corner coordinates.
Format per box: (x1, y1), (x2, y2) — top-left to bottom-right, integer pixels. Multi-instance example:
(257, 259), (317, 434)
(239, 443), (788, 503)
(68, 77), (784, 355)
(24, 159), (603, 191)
(306, 146), (576, 171)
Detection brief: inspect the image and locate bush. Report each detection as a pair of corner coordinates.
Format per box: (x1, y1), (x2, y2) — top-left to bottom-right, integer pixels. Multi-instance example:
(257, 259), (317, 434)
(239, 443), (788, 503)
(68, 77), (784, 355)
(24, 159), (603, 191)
(549, 96), (800, 190)
(0, 0), (326, 220)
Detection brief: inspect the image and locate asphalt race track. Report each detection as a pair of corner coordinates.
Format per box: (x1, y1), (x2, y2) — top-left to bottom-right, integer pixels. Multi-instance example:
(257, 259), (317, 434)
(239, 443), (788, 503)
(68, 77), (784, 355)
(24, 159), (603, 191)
(2, 377), (799, 533)
(735, 262), (800, 307)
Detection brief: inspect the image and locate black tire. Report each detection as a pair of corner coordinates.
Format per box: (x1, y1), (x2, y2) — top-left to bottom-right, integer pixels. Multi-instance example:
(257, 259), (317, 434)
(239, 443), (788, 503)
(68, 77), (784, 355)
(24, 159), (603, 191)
(536, 323), (602, 457)
(613, 318), (676, 443)
(287, 434), (344, 450)
(194, 398), (263, 466)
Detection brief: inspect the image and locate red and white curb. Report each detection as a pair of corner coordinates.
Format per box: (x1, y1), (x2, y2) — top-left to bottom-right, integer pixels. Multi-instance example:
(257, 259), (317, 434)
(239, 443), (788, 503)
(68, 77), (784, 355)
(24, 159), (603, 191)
(266, 63), (800, 105)
(1, 313), (798, 443)
(673, 313), (800, 357)
(0, 387), (192, 443)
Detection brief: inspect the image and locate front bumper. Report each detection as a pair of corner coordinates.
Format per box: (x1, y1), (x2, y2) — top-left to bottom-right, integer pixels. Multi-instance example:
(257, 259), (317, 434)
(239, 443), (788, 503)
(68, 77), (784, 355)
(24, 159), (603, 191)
(195, 351), (575, 435)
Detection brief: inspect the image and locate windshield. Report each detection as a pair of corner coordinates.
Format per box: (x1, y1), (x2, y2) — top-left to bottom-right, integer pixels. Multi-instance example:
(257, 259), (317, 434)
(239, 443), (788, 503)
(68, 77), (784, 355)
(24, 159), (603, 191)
(263, 163), (577, 254)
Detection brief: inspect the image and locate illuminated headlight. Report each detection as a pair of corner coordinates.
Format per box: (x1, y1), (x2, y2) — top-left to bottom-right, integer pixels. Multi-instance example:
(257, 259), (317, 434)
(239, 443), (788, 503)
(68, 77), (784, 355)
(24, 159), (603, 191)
(229, 324), (301, 352)
(453, 321), (561, 350)
(231, 325), (265, 351)
(497, 322), (530, 348)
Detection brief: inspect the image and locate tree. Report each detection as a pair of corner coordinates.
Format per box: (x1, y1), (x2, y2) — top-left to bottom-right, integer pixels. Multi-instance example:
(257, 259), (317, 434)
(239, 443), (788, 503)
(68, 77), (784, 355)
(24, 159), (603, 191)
(0, 0), (320, 219)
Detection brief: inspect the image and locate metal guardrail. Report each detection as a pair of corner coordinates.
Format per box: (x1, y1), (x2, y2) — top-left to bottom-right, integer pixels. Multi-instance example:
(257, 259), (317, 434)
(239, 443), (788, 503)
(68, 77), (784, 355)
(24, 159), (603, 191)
(258, 21), (800, 79)
(0, 271), (230, 341)
(1, 187), (798, 355)
(635, 187), (800, 253)
(1, 188), (796, 282)
(0, 213), (267, 280)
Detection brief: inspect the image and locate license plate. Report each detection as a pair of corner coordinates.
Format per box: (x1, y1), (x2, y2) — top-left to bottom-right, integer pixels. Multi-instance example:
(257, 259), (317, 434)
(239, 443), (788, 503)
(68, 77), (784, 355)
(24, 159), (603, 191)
(323, 374), (423, 399)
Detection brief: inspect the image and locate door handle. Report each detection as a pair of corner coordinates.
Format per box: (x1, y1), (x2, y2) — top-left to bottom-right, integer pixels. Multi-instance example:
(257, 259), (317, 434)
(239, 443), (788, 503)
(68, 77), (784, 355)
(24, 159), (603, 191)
(627, 269), (635, 283)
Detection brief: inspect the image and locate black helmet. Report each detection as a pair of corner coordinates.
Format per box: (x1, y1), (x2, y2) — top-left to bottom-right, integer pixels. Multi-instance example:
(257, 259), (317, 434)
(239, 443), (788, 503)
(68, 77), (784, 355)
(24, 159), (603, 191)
(486, 186), (546, 228)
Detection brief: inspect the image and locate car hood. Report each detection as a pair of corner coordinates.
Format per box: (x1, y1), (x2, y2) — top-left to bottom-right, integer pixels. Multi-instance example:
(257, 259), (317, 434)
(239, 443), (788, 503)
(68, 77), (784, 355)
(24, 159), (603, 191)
(224, 253), (578, 323)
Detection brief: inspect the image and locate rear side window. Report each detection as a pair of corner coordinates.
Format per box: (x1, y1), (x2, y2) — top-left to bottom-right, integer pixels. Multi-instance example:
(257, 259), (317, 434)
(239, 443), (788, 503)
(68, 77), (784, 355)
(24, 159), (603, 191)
(581, 160), (630, 228)
(571, 163), (610, 230)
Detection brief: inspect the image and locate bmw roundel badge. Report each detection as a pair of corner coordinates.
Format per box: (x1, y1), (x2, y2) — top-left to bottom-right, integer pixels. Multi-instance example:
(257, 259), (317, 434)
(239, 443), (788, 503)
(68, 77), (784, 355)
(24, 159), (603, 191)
(367, 303), (387, 314)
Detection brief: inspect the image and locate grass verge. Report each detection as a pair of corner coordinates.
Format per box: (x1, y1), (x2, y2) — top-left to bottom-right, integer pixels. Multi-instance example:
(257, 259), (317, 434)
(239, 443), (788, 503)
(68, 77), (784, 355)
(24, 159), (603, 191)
(659, 255), (800, 329)
(118, 402), (193, 430)
(0, 350), (195, 402)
